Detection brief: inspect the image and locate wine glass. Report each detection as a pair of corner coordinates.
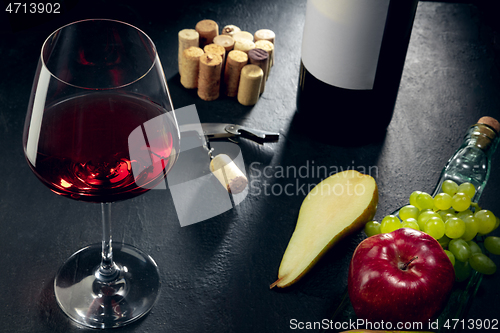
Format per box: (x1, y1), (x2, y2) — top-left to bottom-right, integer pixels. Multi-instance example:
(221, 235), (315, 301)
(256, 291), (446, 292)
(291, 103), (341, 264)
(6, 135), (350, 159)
(22, 19), (180, 328)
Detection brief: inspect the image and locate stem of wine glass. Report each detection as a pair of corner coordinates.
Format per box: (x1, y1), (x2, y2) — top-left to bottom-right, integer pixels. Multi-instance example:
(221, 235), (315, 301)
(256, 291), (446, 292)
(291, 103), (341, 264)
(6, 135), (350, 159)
(98, 202), (119, 281)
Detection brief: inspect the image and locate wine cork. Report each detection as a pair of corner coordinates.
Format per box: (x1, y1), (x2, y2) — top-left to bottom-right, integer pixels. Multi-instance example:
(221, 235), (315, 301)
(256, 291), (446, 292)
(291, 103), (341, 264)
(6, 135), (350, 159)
(196, 19), (219, 48)
(254, 29), (275, 43)
(204, 44), (226, 64)
(205, 43), (227, 78)
(213, 35), (235, 52)
(254, 29), (275, 66)
(180, 46), (204, 89)
(178, 29), (199, 73)
(478, 116), (500, 133)
(232, 31), (254, 43)
(255, 40), (274, 72)
(234, 39), (255, 54)
(210, 154), (248, 194)
(224, 50), (248, 97)
(222, 25), (241, 36)
(237, 64), (263, 106)
(198, 53), (223, 101)
(248, 48), (269, 94)
(475, 116), (500, 149)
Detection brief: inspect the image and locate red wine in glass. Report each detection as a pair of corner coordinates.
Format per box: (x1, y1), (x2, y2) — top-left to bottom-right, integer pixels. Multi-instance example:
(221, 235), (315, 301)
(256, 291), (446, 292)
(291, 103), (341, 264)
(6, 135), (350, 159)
(28, 92), (179, 202)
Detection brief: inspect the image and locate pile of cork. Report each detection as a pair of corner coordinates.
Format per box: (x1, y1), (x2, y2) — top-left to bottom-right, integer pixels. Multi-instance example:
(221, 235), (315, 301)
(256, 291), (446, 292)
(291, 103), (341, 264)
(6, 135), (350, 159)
(178, 19), (275, 106)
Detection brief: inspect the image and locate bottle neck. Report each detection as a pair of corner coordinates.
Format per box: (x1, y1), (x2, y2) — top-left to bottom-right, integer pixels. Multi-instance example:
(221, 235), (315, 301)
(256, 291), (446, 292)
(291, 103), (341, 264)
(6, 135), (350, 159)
(461, 123), (498, 156)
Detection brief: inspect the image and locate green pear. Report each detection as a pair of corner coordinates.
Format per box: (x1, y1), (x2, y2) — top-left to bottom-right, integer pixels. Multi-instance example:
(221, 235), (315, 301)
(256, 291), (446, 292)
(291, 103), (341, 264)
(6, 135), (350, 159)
(271, 170), (378, 288)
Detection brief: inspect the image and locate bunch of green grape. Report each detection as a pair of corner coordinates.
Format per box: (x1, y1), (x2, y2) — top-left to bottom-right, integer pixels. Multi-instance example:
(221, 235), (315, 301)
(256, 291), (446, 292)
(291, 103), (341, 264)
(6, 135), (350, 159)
(364, 180), (500, 280)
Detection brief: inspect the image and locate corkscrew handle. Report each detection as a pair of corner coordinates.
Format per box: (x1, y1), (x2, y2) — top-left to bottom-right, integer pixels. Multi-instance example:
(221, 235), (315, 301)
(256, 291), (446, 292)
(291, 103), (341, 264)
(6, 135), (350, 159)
(180, 123), (280, 145)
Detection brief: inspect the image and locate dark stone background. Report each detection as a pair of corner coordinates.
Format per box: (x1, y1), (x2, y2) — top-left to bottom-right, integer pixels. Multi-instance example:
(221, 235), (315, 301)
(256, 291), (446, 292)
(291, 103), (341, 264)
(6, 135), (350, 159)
(1, 1), (499, 332)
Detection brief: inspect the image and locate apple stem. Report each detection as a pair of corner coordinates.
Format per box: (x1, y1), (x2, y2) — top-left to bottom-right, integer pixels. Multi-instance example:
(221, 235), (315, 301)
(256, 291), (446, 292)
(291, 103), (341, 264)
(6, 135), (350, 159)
(400, 256), (418, 271)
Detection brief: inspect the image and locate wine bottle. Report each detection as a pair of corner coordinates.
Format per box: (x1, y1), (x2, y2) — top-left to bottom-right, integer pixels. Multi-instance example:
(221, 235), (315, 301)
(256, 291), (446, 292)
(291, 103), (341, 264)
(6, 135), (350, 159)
(296, 0), (419, 144)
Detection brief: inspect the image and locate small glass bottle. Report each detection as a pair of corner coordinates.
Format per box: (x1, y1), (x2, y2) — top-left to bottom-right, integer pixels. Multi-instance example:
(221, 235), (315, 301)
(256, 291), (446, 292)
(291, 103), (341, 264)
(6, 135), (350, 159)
(392, 117), (499, 329)
(430, 117), (499, 332)
(431, 116), (499, 202)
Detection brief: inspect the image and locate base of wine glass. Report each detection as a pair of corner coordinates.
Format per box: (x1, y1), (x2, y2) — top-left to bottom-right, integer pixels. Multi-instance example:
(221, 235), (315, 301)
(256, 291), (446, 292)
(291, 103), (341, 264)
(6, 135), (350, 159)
(54, 243), (161, 329)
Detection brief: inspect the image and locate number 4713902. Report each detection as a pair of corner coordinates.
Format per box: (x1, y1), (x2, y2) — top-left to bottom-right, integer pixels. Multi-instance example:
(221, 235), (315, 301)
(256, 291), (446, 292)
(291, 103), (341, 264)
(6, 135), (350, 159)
(443, 318), (498, 330)
(5, 3), (61, 14)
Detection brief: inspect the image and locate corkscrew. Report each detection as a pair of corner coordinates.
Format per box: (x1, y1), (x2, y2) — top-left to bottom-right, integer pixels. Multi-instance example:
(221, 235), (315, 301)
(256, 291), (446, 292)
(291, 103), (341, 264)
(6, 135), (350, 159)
(182, 123), (280, 146)
(179, 122), (279, 194)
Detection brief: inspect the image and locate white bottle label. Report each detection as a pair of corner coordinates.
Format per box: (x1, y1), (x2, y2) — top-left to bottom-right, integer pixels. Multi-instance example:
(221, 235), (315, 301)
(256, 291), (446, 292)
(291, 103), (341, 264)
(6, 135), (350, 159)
(301, 0), (390, 90)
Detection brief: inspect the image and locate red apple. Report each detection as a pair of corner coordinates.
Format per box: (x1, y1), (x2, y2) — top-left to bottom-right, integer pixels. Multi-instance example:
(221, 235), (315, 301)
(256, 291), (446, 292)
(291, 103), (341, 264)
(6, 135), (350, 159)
(348, 228), (455, 324)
